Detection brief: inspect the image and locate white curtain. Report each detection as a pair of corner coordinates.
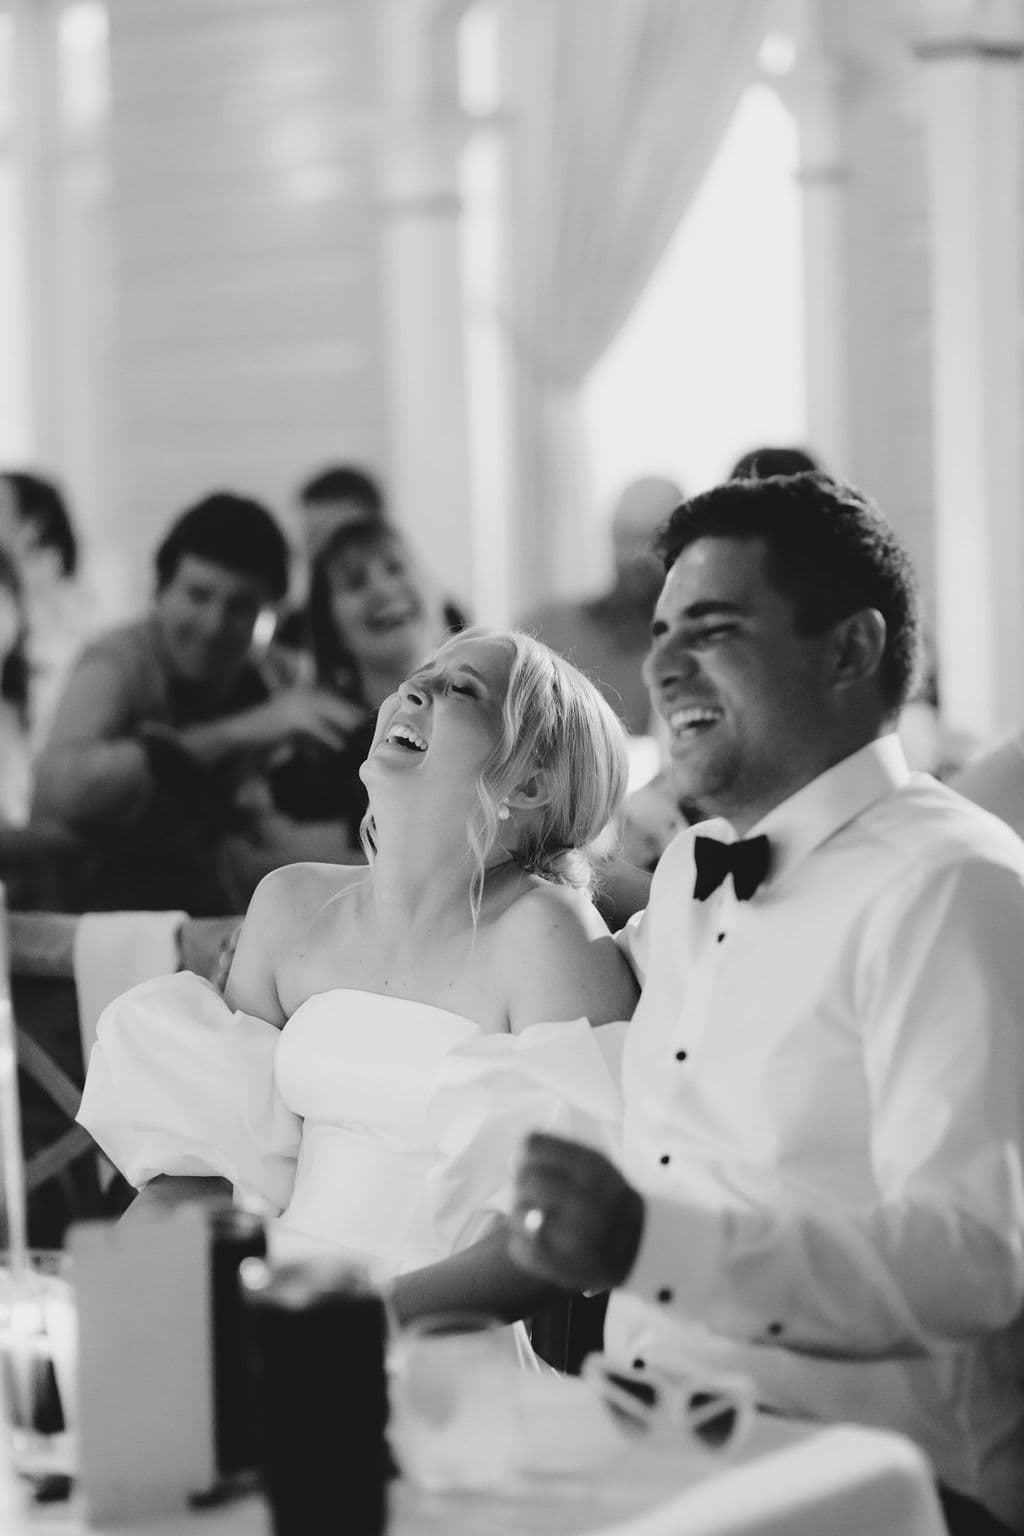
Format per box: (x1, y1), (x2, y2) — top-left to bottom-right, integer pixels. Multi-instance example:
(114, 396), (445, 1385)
(499, 0), (776, 606)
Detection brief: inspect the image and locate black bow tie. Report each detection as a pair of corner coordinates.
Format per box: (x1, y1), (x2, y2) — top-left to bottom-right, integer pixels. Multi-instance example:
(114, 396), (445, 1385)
(692, 834), (771, 902)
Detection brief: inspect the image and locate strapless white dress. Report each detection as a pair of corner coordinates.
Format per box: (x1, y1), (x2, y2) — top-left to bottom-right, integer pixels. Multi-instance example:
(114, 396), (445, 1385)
(77, 972), (624, 1281)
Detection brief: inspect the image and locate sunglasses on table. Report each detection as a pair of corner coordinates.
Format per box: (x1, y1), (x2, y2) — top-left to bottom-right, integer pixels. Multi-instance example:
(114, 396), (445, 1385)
(581, 1353), (755, 1454)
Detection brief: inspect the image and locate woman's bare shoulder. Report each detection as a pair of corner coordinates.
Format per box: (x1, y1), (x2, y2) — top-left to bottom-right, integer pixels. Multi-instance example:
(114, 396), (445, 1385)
(492, 879), (639, 1030)
(225, 861), (368, 1022)
(251, 860), (368, 932)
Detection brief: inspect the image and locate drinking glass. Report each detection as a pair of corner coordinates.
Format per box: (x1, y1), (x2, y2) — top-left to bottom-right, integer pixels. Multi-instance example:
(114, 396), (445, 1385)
(387, 1312), (523, 1492)
(0, 1250), (77, 1480)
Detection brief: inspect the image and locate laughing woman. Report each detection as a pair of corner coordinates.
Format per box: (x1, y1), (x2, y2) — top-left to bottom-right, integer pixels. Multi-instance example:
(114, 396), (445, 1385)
(78, 628), (639, 1337)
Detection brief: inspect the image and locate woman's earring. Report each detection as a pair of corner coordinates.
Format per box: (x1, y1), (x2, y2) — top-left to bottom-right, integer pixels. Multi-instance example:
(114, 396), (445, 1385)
(497, 803), (511, 822)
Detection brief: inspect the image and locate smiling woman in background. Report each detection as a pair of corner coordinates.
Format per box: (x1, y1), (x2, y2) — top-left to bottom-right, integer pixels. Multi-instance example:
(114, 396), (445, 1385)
(269, 519), (454, 843)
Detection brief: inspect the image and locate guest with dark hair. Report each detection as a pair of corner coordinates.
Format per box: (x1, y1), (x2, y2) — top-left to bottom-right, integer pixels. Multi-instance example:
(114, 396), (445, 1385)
(0, 542), (32, 825)
(728, 444), (821, 481)
(279, 461), (467, 659)
(512, 471), (1024, 1536)
(0, 469), (86, 741)
(297, 463), (386, 561)
(32, 491), (361, 914)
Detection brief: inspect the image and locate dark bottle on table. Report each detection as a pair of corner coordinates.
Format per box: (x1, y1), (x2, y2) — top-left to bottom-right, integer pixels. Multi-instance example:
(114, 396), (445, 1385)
(207, 1207), (267, 1481)
(241, 1256), (389, 1536)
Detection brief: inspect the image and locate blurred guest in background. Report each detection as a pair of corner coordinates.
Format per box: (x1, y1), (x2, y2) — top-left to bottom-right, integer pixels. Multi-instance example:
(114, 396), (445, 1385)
(270, 518), (452, 845)
(279, 461), (466, 659)
(950, 729), (1024, 840)
(32, 491), (360, 915)
(521, 476), (682, 735)
(0, 469), (88, 743)
(0, 541), (32, 827)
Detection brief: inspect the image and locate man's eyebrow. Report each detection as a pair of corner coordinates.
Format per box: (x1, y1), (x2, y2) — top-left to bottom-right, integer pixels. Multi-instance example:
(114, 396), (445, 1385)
(678, 600), (748, 621)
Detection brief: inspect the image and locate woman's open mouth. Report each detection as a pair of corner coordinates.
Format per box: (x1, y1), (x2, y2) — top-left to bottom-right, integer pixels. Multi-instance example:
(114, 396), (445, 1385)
(382, 722), (428, 754)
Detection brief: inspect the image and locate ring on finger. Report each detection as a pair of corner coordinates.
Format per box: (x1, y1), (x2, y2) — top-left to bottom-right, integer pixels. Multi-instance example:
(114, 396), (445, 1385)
(522, 1206), (546, 1238)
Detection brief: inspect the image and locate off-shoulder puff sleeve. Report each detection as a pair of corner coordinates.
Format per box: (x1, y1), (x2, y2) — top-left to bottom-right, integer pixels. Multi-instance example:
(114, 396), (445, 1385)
(77, 971), (302, 1214)
(425, 1017), (626, 1254)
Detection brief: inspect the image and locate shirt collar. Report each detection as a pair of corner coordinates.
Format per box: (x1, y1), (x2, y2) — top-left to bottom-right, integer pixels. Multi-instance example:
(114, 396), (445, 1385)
(742, 735), (911, 887)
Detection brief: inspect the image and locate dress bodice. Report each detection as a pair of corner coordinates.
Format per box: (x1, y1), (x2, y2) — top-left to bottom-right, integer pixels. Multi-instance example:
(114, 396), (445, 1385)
(276, 989), (481, 1141)
(272, 990), (489, 1270)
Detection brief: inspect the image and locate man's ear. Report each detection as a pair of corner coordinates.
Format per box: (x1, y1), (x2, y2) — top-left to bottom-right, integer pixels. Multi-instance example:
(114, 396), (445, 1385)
(505, 767), (554, 813)
(831, 608), (887, 690)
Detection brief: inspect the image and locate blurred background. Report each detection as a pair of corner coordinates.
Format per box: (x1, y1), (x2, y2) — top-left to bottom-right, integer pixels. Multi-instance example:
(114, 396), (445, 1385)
(0, 0), (1022, 744)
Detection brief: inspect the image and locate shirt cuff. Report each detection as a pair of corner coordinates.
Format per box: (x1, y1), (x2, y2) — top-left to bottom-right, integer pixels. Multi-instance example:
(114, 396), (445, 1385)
(623, 1189), (725, 1321)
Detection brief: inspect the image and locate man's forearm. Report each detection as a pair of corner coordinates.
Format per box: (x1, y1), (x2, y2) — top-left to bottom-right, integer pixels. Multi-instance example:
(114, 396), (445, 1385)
(32, 739), (154, 828)
(176, 711), (259, 770)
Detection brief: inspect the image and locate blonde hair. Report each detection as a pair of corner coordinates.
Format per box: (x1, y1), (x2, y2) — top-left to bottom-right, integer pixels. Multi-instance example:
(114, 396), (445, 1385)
(362, 627), (629, 922)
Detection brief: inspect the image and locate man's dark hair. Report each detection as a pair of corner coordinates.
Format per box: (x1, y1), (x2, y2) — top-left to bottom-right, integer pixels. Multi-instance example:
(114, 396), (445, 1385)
(655, 472), (922, 712)
(155, 491), (290, 601)
(2, 470), (79, 577)
(728, 446), (821, 482)
(299, 464), (384, 519)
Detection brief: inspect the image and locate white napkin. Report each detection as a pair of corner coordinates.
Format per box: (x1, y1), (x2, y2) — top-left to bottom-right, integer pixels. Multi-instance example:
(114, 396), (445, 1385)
(73, 910), (185, 1063)
(388, 1353), (627, 1492)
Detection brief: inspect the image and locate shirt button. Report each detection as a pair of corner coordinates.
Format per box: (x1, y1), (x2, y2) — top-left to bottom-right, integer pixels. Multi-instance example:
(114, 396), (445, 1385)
(657, 1287), (674, 1305)
(766, 1321), (784, 1337)
(632, 1357), (646, 1371)
(674, 1049), (688, 1062)
(659, 1154), (671, 1165)
(716, 932), (726, 944)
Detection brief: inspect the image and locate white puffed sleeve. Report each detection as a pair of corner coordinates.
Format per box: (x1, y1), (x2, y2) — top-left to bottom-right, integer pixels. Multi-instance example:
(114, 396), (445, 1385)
(77, 971), (302, 1213)
(425, 1017), (626, 1253)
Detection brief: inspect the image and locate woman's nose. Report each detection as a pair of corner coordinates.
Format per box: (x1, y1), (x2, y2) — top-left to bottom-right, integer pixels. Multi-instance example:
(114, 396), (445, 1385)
(397, 677), (427, 708)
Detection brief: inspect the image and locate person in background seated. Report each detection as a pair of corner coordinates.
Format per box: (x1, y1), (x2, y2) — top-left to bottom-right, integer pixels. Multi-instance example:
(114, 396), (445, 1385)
(521, 476), (682, 736)
(0, 541), (32, 827)
(78, 628), (639, 1350)
(32, 491), (361, 915)
(511, 473), (1024, 1536)
(270, 519), (453, 847)
(950, 729), (1024, 840)
(0, 470), (87, 744)
(278, 463), (467, 656)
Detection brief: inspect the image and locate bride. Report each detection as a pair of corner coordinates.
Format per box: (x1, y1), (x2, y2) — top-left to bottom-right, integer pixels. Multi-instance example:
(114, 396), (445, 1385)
(78, 627), (639, 1328)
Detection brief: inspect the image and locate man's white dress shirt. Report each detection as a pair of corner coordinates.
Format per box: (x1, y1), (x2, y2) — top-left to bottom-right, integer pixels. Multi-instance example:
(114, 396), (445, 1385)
(608, 736), (1024, 1529)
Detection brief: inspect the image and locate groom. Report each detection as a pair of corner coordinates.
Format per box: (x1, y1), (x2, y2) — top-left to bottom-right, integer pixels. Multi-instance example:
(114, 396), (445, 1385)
(511, 472), (1024, 1536)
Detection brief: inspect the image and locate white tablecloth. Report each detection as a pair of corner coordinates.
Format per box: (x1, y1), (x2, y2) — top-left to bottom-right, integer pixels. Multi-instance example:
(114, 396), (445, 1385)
(27, 1415), (947, 1536)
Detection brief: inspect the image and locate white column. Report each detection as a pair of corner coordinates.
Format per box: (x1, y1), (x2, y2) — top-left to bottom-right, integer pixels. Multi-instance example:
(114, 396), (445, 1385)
(915, 0), (1024, 741)
(375, 0), (475, 612)
(783, 5), (852, 477)
(9, 0), (59, 461)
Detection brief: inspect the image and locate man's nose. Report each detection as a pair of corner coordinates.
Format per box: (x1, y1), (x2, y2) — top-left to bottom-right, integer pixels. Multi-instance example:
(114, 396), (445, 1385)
(644, 638), (697, 693)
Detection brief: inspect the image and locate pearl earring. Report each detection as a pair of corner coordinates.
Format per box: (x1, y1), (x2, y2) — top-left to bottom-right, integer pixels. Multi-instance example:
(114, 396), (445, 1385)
(498, 803), (511, 822)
